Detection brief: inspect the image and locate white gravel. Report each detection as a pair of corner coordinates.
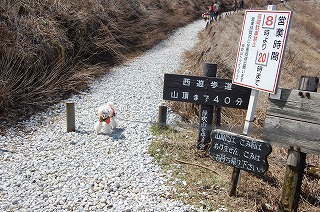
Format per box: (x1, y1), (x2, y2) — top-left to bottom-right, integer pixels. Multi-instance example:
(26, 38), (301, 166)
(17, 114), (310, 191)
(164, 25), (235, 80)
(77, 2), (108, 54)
(0, 20), (206, 211)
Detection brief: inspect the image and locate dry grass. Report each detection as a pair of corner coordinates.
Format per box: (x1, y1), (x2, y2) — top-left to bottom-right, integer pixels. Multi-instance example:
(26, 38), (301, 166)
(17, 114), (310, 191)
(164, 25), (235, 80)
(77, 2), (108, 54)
(149, 127), (320, 211)
(171, 0), (320, 128)
(0, 0), (208, 124)
(157, 0), (320, 211)
(149, 125), (290, 211)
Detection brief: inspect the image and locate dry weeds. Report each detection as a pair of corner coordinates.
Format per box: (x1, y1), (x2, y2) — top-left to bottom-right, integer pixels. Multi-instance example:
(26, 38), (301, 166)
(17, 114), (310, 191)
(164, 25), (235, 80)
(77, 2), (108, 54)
(160, 0), (320, 211)
(0, 0), (208, 124)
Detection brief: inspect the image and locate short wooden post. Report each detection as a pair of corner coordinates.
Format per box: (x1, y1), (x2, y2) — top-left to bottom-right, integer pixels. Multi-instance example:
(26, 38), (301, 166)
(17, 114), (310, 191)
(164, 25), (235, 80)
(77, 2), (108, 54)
(197, 63), (218, 150)
(158, 105), (167, 127)
(66, 102), (75, 132)
(229, 167), (241, 196)
(279, 76), (318, 211)
(280, 147), (306, 212)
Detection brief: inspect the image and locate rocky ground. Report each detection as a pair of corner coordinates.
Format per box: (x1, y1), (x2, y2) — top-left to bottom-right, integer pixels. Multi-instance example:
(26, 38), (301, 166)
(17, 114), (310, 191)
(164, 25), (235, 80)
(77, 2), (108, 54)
(0, 20), (207, 211)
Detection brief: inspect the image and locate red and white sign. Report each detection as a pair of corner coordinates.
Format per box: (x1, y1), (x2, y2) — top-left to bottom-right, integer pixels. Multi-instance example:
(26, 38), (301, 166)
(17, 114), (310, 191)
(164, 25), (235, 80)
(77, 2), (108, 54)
(232, 10), (292, 94)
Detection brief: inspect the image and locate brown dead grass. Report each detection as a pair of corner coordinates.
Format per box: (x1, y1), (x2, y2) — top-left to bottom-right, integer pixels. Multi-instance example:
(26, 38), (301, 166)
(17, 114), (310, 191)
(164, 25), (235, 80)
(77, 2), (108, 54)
(163, 0), (320, 211)
(0, 0), (208, 124)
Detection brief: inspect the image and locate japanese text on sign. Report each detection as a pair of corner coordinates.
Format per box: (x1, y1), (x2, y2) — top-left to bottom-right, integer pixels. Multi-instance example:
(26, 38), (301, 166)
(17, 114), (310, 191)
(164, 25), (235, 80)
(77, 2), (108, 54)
(198, 109), (209, 150)
(233, 10), (292, 94)
(209, 129), (272, 174)
(169, 78), (241, 106)
(163, 74), (251, 109)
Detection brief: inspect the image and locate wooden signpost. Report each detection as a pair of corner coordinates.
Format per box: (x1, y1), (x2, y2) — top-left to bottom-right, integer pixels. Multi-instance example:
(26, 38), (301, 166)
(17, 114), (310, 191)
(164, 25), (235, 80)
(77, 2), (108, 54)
(163, 74), (251, 109)
(209, 129), (272, 174)
(163, 72), (251, 150)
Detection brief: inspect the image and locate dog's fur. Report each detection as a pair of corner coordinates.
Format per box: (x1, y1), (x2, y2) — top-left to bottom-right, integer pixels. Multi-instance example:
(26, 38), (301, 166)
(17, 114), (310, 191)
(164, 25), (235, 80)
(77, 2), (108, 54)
(94, 102), (118, 134)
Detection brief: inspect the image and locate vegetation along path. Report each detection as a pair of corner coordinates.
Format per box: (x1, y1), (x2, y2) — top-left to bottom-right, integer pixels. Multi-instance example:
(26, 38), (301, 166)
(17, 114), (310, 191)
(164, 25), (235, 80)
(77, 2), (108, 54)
(0, 20), (206, 211)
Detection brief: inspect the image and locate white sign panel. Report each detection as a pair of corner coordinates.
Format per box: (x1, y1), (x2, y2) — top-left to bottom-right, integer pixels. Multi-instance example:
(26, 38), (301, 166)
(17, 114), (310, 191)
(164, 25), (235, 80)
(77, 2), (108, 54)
(232, 10), (292, 94)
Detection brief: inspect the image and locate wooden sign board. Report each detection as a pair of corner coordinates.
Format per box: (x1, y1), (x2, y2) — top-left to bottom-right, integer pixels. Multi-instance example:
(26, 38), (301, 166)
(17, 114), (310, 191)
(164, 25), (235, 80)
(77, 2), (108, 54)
(264, 89), (320, 155)
(163, 74), (251, 109)
(209, 129), (272, 174)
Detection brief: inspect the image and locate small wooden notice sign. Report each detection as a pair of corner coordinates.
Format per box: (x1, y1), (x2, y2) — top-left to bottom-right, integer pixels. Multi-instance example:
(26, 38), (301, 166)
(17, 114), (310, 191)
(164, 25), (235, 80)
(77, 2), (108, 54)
(209, 129), (272, 174)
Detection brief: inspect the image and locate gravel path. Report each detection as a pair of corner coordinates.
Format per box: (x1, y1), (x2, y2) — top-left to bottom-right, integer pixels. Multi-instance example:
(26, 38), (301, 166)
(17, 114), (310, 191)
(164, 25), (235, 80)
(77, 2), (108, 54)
(0, 20), (206, 211)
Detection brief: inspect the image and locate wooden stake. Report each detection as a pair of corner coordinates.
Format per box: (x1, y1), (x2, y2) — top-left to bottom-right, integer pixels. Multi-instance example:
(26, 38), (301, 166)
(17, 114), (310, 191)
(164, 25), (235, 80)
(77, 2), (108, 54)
(157, 105), (167, 127)
(197, 63), (218, 150)
(280, 147), (306, 212)
(229, 167), (241, 196)
(279, 76), (318, 211)
(66, 102), (75, 132)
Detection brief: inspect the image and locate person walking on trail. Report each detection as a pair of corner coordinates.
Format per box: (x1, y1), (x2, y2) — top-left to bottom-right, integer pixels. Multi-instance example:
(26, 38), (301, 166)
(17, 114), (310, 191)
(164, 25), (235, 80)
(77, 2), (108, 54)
(234, 0), (238, 12)
(209, 4), (216, 23)
(239, 0), (244, 10)
(213, 1), (220, 20)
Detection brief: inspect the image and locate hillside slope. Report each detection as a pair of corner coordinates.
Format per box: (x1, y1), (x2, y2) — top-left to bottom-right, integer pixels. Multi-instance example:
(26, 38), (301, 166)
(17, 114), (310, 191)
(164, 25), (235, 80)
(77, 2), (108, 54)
(163, 0), (320, 211)
(0, 0), (209, 125)
(175, 0), (320, 130)
(0, 20), (207, 211)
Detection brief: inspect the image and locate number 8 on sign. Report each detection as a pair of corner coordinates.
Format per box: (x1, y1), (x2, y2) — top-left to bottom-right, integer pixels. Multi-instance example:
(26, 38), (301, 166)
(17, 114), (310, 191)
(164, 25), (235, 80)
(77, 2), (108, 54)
(262, 14), (277, 29)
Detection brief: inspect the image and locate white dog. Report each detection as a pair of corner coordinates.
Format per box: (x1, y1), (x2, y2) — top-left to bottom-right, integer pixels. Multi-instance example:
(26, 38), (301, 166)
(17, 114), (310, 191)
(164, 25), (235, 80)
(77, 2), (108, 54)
(94, 102), (118, 134)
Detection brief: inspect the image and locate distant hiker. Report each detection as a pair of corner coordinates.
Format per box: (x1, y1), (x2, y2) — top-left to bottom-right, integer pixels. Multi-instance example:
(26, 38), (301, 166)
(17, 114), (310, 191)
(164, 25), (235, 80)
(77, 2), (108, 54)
(209, 4), (216, 22)
(202, 11), (210, 22)
(239, 0), (244, 10)
(213, 1), (220, 20)
(234, 0), (238, 12)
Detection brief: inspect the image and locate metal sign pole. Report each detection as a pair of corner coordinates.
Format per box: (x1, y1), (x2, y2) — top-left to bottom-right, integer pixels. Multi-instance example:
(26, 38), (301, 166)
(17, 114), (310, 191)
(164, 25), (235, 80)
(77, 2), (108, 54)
(243, 89), (259, 135)
(229, 4), (278, 197)
(229, 89), (259, 196)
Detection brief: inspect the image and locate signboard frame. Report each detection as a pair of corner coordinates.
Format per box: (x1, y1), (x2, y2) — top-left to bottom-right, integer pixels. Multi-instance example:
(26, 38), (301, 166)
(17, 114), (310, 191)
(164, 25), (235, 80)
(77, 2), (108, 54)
(209, 129), (272, 174)
(163, 73), (251, 109)
(232, 10), (292, 94)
